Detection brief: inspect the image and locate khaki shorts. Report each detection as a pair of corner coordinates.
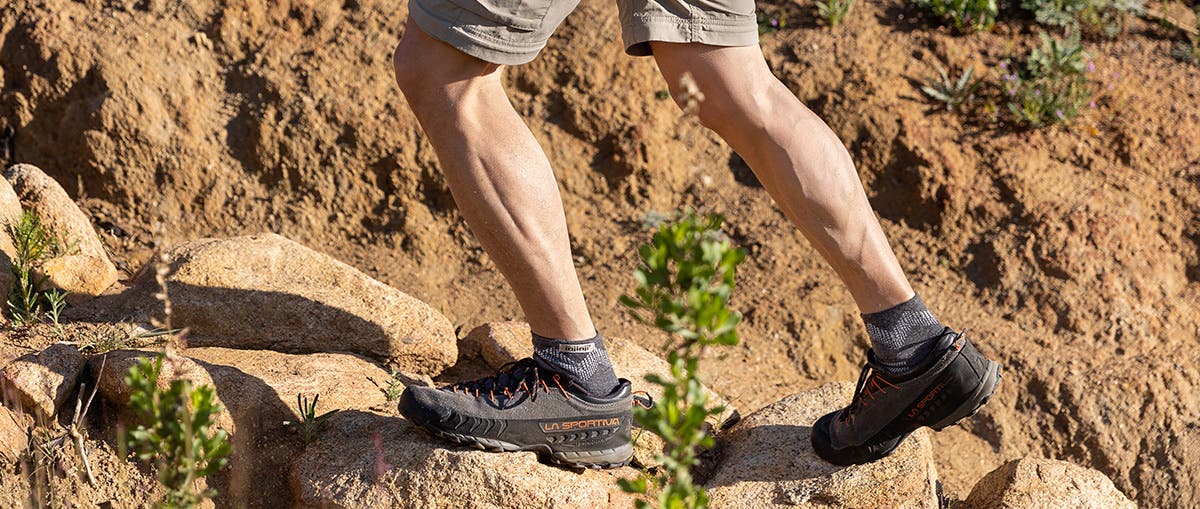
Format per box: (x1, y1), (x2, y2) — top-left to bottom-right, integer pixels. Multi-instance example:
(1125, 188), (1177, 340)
(408, 0), (758, 65)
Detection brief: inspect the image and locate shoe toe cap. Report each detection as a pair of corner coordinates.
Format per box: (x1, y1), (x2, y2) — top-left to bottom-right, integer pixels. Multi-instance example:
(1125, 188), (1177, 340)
(398, 386), (454, 425)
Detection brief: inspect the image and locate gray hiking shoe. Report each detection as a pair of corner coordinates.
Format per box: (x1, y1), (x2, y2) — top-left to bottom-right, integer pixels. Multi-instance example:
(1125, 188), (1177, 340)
(398, 358), (633, 469)
(811, 329), (1001, 466)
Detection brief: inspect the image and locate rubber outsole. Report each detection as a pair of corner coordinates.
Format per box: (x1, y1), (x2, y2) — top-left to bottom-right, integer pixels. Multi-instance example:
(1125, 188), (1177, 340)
(398, 391), (634, 470)
(416, 423), (634, 470)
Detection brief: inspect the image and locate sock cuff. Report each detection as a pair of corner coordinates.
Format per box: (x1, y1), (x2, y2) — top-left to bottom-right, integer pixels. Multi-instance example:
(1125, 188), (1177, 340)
(531, 332), (604, 353)
(862, 294), (929, 322)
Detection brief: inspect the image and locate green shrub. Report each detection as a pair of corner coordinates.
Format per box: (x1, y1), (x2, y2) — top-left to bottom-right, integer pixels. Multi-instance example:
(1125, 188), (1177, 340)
(124, 354), (231, 508)
(6, 211), (69, 326)
(816, 0), (855, 27)
(1002, 33), (1093, 127)
(912, 0), (999, 32)
(1021, 0), (1144, 37)
(617, 211), (745, 509)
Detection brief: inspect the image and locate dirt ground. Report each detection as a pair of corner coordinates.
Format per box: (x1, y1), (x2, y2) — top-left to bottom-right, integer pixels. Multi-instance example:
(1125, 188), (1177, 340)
(1, 0), (1198, 506)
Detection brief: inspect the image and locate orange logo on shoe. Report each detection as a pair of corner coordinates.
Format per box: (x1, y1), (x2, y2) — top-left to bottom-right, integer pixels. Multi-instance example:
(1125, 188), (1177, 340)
(540, 417), (621, 432)
(907, 380), (948, 419)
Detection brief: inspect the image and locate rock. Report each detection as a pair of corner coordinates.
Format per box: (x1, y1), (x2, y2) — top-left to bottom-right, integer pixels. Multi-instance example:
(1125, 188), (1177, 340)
(463, 321), (737, 468)
(90, 349), (233, 431)
(0, 177), (21, 297)
(92, 347), (393, 508)
(0, 176), (21, 225)
(704, 382), (939, 509)
(0, 343), (85, 420)
(963, 458), (1136, 509)
(463, 320), (531, 368)
(111, 234), (457, 375)
(4, 164), (118, 300)
(0, 404), (32, 461)
(36, 254), (122, 304)
(290, 410), (637, 508)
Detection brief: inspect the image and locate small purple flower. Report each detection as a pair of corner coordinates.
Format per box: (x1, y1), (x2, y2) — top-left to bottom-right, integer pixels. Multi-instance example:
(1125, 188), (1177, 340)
(1086, 61), (1094, 73)
(1007, 87), (1017, 96)
(1033, 89), (1041, 97)
(1000, 61), (1009, 70)
(770, 18), (778, 27)
(1089, 101), (1096, 109)
(1055, 110), (1065, 119)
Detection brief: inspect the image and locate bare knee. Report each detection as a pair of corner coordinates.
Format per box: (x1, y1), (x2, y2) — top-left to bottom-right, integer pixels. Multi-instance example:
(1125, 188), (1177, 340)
(682, 78), (776, 137)
(392, 20), (496, 105)
(392, 32), (431, 98)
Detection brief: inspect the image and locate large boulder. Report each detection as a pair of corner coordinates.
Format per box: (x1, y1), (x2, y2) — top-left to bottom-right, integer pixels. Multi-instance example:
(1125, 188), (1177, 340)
(91, 346), (394, 507)
(462, 321), (738, 467)
(4, 164), (118, 302)
(0, 343), (85, 420)
(704, 382), (939, 508)
(290, 410), (638, 508)
(963, 458), (1136, 509)
(104, 234), (457, 375)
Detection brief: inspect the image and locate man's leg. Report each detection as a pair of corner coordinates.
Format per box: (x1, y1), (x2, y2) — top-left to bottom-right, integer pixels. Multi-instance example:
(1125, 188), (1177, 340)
(649, 42), (945, 374)
(649, 41), (1001, 465)
(393, 20), (633, 468)
(394, 18), (595, 343)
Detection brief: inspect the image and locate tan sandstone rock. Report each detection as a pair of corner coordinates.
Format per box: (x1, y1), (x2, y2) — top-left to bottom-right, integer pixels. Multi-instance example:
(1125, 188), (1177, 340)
(113, 234), (457, 375)
(0, 176), (21, 297)
(963, 458), (1136, 509)
(462, 321), (737, 468)
(0, 343), (85, 420)
(705, 382), (939, 509)
(290, 410), (638, 508)
(0, 404), (32, 461)
(4, 164), (118, 301)
(92, 346), (393, 507)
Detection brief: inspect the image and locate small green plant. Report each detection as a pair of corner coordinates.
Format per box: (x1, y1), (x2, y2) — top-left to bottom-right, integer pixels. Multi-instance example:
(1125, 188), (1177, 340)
(283, 393), (337, 443)
(1002, 33), (1093, 127)
(912, 0), (999, 32)
(44, 288), (67, 328)
(6, 211), (65, 325)
(816, 0), (855, 27)
(920, 64), (981, 111)
(617, 211), (745, 509)
(756, 10), (785, 34)
(382, 368), (405, 402)
(1021, 0), (1144, 37)
(124, 354), (231, 508)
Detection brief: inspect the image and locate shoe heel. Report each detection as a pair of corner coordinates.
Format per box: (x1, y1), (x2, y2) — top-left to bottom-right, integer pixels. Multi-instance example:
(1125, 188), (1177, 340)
(932, 361), (1001, 431)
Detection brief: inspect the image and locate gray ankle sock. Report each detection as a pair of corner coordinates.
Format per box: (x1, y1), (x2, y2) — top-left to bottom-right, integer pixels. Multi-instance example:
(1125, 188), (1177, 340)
(863, 295), (946, 376)
(531, 332), (620, 395)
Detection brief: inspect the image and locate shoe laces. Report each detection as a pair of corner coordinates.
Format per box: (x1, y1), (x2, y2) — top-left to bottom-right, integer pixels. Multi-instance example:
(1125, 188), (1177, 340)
(840, 362), (899, 424)
(446, 358), (572, 405)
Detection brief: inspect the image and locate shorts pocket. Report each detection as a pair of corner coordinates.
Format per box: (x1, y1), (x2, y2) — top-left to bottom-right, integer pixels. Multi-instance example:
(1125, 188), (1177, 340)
(454, 0), (551, 31)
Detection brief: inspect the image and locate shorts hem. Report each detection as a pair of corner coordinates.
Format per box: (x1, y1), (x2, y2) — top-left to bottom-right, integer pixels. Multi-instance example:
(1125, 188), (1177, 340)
(409, 0), (545, 65)
(622, 18), (759, 57)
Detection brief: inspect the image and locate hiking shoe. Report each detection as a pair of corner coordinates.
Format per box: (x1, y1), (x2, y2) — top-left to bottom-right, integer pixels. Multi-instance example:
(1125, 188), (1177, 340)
(398, 358), (633, 469)
(811, 329), (1001, 466)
